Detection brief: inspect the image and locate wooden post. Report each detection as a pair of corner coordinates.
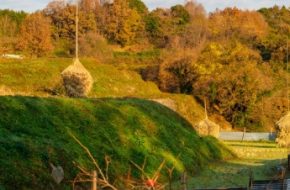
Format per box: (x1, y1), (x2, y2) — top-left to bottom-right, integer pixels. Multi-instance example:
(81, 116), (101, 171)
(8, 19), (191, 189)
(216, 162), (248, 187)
(75, 0), (79, 60)
(204, 98), (208, 119)
(241, 127), (246, 142)
(288, 154), (290, 171)
(248, 169), (253, 190)
(167, 167), (174, 190)
(180, 172), (187, 190)
(92, 170), (97, 190)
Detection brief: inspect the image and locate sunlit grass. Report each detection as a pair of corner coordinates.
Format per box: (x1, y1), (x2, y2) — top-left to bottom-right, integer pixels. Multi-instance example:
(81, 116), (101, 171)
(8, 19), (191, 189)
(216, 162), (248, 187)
(0, 58), (206, 125)
(0, 96), (233, 189)
(187, 141), (289, 188)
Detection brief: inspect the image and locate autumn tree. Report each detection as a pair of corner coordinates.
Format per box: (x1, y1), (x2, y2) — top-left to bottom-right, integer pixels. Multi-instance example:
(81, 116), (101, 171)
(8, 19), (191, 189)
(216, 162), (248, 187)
(194, 42), (273, 127)
(182, 1), (207, 48)
(145, 8), (172, 48)
(0, 16), (17, 54)
(80, 0), (100, 12)
(0, 9), (26, 34)
(0, 9), (27, 53)
(258, 6), (290, 64)
(208, 8), (268, 43)
(19, 12), (53, 57)
(102, 0), (143, 46)
(44, 0), (96, 55)
(0, 16), (17, 37)
(146, 1), (207, 49)
(145, 6), (188, 48)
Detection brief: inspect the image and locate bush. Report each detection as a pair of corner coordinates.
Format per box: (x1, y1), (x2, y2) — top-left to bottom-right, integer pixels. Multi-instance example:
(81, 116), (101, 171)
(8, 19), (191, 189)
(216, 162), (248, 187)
(159, 55), (199, 93)
(79, 32), (112, 61)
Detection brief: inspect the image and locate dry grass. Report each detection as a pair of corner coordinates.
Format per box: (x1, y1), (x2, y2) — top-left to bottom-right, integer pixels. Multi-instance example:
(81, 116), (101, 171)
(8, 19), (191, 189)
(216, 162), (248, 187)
(61, 58), (93, 97)
(187, 141), (289, 189)
(276, 112), (290, 147)
(0, 85), (13, 96)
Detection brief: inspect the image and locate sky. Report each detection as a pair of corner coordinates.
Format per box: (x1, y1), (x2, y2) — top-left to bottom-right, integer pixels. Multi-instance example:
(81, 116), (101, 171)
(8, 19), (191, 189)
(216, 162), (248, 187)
(0, 0), (289, 13)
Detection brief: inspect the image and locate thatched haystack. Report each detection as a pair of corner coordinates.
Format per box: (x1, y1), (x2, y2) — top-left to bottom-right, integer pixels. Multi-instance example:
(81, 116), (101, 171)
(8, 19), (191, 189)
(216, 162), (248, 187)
(61, 58), (93, 97)
(151, 98), (177, 111)
(195, 117), (220, 138)
(276, 112), (290, 147)
(0, 85), (14, 96)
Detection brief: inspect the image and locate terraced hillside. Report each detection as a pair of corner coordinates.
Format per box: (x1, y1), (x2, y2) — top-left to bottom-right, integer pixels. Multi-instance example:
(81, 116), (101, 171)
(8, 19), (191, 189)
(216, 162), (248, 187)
(0, 58), (208, 127)
(0, 96), (233, 189)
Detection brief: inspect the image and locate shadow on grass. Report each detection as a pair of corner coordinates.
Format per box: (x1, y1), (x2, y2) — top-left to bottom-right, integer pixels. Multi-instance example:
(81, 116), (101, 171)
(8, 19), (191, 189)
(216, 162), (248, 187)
(227, 144), (277, 148)
(186, 158), (287, 189)
(0, 96), (234, 190)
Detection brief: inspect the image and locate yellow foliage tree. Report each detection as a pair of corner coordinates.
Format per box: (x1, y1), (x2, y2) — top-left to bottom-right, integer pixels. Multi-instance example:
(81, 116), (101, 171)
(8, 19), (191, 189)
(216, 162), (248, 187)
(194, 42), (273, 127)
(103, 0), (143, 46)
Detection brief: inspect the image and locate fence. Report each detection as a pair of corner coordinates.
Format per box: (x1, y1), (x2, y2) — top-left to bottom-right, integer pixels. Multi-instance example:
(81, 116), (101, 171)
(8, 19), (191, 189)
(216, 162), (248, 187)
(219, 132), (277, 141)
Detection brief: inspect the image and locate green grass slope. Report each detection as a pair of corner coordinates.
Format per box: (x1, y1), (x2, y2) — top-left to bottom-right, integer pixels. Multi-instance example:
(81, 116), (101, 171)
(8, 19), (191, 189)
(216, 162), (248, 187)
(0, 58), (206, 126)
(0, 96), (233, 190)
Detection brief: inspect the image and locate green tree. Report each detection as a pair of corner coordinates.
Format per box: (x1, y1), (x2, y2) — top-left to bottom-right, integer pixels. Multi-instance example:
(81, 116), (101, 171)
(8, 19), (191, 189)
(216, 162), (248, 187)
(128, 0), (148, 15)
(145, 9), (171, 48)
(171, 5), (190, 25)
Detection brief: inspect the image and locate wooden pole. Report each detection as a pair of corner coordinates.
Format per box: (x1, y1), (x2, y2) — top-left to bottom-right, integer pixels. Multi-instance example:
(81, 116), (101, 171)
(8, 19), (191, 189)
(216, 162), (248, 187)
(287, 40), (289, 112)
(92, 170), (97, 190)
(288, 154), (290, 171)
(204, 98), (208, 119)
(241, 127), (246, 142)
(248, 169), (253, 190)
(181, 172), (187, 190)
(75, 0), (79, 60)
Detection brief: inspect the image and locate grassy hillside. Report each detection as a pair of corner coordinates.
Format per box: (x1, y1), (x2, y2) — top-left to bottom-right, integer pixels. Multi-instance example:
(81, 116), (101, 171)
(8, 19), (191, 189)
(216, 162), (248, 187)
(0, 58), (207, 126)
(0, 96), (233, 189)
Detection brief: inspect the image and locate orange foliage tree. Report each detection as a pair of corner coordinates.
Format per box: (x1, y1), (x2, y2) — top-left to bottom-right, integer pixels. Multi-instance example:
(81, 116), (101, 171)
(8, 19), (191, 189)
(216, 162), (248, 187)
(19, 12), (53, 57)
(44, 0), (97, 55)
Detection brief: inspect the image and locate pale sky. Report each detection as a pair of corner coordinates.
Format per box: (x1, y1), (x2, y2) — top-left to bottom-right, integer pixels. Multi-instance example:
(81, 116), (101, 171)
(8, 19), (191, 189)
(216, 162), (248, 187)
(0, 0), (289, 13)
